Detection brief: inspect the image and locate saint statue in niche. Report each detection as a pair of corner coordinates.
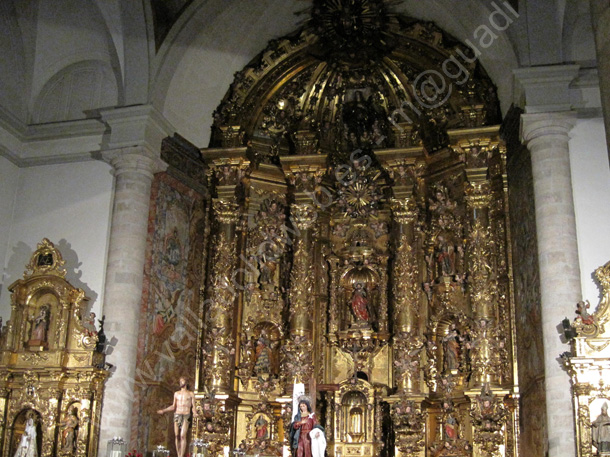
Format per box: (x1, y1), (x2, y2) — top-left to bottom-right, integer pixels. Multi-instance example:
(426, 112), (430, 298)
(442, 324), (462, 373)
(61, 408), (79, 453)
(255, 415), (269, 440)
(254, 337), (272, 380)
(593, 402), (610, 453)
(350, 282), (371, 325)
(29, 305), (50, 345)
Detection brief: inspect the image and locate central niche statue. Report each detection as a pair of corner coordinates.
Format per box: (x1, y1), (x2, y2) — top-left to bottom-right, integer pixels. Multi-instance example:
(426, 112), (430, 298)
(350, 282), (371, 324)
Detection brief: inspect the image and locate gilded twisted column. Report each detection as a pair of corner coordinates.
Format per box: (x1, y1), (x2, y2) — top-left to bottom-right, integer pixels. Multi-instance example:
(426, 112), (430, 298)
(377, 153), (424, 394)
(288, 204), (317, 338)
(390, 197), (423, 393)
(281, 156), (326, 386)
(201, 152), (249, 393)
(465, 170), (499, 386)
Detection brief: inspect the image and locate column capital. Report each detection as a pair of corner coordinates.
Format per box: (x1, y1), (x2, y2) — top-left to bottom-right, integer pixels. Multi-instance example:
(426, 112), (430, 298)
(291, 203), (317, 230)
(390, 198), (417, 225)
(102, 146), (167, 177)
(520, 111), (577, 145)
(99, 104), (175, 155)
(513, 65), (580, 113)
(212, 198), (240, 224)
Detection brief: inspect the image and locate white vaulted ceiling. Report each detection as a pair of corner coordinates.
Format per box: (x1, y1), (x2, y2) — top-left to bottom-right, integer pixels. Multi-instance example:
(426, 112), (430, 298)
(0, 0), (596, 149)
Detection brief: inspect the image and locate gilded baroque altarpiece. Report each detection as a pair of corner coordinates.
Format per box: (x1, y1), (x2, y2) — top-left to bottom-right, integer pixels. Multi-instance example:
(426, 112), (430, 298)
(135, 2), (521, 457)
(564, 261), (610, 457)
(0, 239), (107, 457)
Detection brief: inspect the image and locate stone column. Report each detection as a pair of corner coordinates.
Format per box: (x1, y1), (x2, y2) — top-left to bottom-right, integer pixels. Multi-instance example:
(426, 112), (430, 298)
(98, 147), (167, 448)
(521, 111), (580, 457)
(590, 0), (610, 157)
(97, 106), (172, 452)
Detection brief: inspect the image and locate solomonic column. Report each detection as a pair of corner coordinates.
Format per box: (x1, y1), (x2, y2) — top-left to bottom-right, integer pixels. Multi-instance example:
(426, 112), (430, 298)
(200, 149), (250, 393)
(281, 156), (325, 387)
(378, 152), (424, 394)
(521, 111), (579, 457)
(464, 167), (497, 386)
(390, 194), (422, 393)
(97, 106), (171, 451)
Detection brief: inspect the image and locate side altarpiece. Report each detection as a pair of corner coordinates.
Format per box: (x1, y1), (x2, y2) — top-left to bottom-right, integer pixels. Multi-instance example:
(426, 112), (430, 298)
(0, 239), (108, 457)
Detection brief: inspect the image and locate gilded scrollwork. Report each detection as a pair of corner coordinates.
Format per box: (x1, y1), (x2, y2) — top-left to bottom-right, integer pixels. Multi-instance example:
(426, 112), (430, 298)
(280, 335), (313, 385)
(469, 385), (508, 457)
(392, 399), (425, 454)
(195, 8), (516, 453)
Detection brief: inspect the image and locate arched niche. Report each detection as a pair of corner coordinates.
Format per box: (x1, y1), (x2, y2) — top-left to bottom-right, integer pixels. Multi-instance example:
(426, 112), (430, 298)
(10, 409), (42, 457)
(340, 266), (380, 331)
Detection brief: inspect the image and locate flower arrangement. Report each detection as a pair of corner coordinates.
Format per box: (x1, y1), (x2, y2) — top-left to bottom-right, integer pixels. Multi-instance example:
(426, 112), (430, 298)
(126, 450), (143, 457)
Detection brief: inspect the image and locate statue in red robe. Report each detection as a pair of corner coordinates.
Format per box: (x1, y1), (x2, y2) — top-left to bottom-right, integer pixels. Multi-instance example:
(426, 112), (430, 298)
(350, 282), (369, 322)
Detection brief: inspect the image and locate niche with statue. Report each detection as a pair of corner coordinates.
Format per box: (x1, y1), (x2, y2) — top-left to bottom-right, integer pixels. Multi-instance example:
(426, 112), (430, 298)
(0, 239), (108, 457)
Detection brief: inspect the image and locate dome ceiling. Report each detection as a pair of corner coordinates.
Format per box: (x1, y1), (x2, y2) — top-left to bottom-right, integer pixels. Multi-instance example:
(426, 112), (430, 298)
(211, 0), (501, 158)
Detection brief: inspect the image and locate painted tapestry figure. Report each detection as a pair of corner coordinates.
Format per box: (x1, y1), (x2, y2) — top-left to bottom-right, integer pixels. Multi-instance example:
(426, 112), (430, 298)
(157, 377), (198, 457)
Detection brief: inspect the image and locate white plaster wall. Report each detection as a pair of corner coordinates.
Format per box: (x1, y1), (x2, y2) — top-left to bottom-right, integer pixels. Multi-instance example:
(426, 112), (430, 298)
(0, 160), (114, 322)
(569, 116), (610, 303)
(0, 156), (20, 312)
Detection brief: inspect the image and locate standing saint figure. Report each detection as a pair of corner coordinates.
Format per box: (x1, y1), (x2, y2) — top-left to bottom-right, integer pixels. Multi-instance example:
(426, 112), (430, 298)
(255, 415), (269, 440)
(61, 408), (79, 452)
(254, 337), (271, 380)
(157, 377), (199, 457)
(442, 324), (461, 373)
(289, 399), (326, 457)
(593, 402), (610, 453)
(350, 282), (370, 323)
(14, 417), (37, 457)
(29, 306), (49, 343)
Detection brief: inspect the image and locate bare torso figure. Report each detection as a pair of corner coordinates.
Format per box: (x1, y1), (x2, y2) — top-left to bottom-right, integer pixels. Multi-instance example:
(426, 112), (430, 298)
(157, 377), (198, 457)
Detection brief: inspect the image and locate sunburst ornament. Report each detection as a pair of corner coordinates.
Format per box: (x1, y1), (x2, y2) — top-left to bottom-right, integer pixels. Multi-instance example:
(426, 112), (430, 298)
(306, 0), (399, 65)
(336, 165), (385, 218)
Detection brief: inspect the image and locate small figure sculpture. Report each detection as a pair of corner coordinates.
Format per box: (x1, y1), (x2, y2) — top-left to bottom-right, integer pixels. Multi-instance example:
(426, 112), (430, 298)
(157, 377), (199, 457)
(442, 324), (461, 373)
(29, 306), (50, 344)
(255, 415), (269, 440)
(289, 398), (326, 457)
(14, 417), (37, 457)
(350, 282), (370, 324)
(593, 402), (610, 453)
(82, 312), (97, 337)
(576, 300), (595, 325)
(254, 337), (271, 380)
(61, 408), (79, 452)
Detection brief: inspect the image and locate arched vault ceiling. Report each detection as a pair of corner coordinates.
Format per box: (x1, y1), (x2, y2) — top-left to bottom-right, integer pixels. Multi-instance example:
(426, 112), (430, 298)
(154, 0), (519, 148)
